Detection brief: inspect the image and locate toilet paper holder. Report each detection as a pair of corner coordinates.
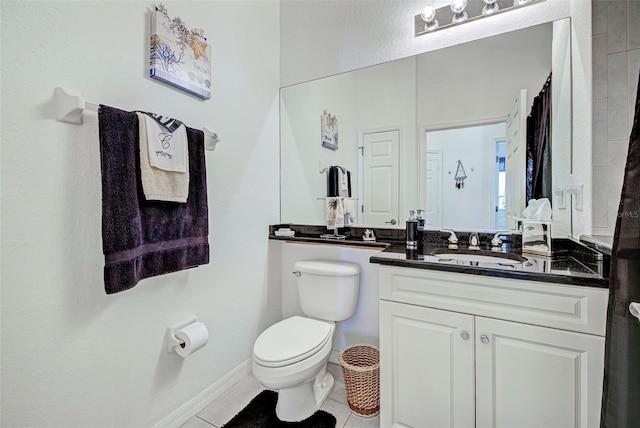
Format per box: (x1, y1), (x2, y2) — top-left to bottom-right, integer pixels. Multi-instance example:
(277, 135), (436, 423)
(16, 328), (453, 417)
(165, 317), (199, 353)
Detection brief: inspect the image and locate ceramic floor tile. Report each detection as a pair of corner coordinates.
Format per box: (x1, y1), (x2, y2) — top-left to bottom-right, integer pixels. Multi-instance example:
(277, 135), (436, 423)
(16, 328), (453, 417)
(320, 397), (352, 428)
(344, 412), (380, 428)
(327, 362), (348, 404)
(179, 416), (216, 428)
(196, 376), (265, 427)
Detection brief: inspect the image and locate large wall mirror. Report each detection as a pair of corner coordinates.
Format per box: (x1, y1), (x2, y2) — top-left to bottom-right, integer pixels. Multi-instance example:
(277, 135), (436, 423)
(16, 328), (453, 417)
(280, 18), (571, 236)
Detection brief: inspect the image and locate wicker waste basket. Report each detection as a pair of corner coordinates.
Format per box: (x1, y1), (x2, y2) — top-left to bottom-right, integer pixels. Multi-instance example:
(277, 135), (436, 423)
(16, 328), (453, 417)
(338, 344), (380, 417)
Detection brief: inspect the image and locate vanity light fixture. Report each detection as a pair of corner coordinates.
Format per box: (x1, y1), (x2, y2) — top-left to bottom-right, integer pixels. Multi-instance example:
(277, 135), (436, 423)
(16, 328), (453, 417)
(414, 0), (544, 37)
(420, 0), (439, 31)
(450, 0), (468, 23)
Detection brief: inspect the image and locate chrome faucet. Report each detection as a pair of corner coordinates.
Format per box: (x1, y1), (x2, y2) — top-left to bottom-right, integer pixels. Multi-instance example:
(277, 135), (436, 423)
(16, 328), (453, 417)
(440, 229), (458, 249)
(468, 232), (480, 250)
(491, 231), (512, 249)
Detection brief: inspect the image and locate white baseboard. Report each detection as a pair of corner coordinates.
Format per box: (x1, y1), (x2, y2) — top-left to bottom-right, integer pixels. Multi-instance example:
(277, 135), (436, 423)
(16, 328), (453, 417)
(153, 358), (253, 428)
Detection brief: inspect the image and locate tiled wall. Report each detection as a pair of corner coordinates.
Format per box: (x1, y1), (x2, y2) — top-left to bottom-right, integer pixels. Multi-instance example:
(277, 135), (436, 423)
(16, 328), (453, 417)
(592, 0), (640, 235)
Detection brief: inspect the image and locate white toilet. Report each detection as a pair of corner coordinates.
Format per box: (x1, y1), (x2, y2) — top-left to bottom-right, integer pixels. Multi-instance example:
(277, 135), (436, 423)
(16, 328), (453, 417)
(252, 259), (361, 422)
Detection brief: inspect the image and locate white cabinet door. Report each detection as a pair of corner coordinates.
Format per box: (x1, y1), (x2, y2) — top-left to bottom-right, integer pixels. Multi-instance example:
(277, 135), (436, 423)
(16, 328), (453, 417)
(475, 316), (605, 428)
(380, 300), (475, 428)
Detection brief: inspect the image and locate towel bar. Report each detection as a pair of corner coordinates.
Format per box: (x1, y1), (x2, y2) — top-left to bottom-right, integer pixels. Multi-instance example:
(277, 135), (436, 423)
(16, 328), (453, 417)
(54, 87), (220, 151)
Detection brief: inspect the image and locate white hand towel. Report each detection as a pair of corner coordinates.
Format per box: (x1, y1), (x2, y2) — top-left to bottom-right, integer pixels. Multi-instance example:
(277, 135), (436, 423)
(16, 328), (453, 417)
(337, 167), (351, 197)
(326, 197), (344, 229)
(137, 112), (190, 203)
(142, 113), (188, 173)
(343, 197), (357, 223)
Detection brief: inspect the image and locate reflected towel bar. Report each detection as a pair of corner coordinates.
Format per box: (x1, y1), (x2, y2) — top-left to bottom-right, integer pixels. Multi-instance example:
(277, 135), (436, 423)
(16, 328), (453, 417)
(54, 87), (220, 151)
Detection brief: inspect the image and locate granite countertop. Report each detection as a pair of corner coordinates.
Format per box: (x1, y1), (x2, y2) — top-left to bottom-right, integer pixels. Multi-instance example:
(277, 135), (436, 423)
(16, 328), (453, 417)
(371, 241), (609, 288)
(269, 224), (610, 289)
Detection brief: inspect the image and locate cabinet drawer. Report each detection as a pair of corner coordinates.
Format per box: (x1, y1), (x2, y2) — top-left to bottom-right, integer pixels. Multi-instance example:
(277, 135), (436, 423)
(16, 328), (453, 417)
(379, 266), (608, 336)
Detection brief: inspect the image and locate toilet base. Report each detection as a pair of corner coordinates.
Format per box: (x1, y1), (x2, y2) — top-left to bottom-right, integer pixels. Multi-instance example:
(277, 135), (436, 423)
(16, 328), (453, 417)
(275, 370), (335, 422)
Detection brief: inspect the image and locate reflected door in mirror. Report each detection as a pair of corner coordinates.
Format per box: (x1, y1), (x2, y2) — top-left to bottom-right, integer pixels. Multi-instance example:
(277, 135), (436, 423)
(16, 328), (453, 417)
(362, 130), (399, 226)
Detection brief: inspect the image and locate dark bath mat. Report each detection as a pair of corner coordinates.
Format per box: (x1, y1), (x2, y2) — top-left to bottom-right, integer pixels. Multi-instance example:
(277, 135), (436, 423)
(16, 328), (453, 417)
(221, 390), (336, 428)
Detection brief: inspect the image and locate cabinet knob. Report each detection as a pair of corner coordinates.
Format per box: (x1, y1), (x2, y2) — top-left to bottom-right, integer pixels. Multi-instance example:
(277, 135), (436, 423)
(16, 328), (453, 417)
(460, 331), (470, 340)
(480, 334), (490, 344)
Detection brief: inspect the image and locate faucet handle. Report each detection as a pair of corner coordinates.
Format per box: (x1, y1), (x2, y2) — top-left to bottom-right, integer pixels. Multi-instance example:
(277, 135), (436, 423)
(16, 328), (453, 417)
(440, 228), (458, 248)
(468, 232), (480, 250)
(491, 231), (512, 247)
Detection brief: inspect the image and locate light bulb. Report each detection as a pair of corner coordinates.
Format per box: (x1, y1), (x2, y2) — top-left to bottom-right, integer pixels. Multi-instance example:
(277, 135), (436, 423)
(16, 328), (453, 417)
(420, 1), (440, 31)
(450, 0), (468, 23)
(450, 0), (467, 14)
(421, 5), (436, 22)
(420, 1), (439, 31)
(482, 0), (499, 15)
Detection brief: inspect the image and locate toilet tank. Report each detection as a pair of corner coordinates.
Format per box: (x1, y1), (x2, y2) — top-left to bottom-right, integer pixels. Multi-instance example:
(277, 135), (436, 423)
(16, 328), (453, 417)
(294, 260), (361, 321)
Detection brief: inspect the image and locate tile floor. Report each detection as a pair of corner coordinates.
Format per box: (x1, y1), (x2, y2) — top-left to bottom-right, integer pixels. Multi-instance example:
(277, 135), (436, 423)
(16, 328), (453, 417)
(179, 362), (380, 428)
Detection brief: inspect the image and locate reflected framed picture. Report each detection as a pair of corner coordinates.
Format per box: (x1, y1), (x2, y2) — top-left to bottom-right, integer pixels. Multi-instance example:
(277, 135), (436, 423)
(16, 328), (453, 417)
(321, 110), (338, 150)
(149, 7), (211, 100)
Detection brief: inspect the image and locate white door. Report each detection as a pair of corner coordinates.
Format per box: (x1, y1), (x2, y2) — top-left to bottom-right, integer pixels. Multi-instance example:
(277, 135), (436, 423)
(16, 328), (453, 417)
(426, 150), (442, 227)
(475, 316), (605, 428)
(380, 300), (475, 428)
(362, 130), (399, 226)
(494, 141), (506, 230)
(505, 89), (527, 230)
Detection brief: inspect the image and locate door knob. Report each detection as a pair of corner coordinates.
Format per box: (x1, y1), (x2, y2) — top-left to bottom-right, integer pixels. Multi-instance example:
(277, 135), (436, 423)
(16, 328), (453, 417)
(385, 219), (397, 225)
(480, 334), (490, 344)
(460, 331), (470, 340)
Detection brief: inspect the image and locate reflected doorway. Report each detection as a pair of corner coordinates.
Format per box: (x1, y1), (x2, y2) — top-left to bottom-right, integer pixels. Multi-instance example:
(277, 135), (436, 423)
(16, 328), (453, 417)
(360, 129), (400, 226)
(425, 121), (507, 230)
(495, 140), (506, 230)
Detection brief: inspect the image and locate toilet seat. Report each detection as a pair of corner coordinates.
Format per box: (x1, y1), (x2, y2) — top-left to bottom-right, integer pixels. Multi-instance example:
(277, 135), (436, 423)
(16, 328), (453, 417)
(253, 316), (332, 368)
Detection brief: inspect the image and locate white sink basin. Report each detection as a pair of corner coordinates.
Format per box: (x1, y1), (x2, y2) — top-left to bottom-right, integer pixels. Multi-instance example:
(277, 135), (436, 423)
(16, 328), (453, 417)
(429, 250), (527, 265)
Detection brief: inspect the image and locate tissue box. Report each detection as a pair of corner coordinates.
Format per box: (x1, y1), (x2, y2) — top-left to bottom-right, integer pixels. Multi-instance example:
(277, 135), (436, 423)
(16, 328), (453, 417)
(522, 221), (552, 256)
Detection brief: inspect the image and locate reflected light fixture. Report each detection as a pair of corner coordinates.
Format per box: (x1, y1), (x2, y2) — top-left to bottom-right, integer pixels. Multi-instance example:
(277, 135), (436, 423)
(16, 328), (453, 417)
(450, 0), (468, 23)
(482, 0), (499, 15)
(420, 0), (439, 31)
(414, 0), (545, 37)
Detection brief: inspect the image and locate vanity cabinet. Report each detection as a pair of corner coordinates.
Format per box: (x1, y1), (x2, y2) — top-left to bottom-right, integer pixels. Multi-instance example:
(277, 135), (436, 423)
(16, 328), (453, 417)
(379, 266), (609, 428)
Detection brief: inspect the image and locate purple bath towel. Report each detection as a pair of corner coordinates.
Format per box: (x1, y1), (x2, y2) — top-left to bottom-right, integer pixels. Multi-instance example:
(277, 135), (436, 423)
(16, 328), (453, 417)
(98, 105), (209, 294)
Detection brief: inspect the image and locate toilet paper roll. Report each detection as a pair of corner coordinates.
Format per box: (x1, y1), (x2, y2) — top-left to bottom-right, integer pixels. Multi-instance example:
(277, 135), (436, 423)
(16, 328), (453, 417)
(175, 322), (209, 357)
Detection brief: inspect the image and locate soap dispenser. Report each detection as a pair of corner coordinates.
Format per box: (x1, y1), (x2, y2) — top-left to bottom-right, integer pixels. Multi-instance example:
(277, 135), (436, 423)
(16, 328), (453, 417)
(406, 210), (422, 253)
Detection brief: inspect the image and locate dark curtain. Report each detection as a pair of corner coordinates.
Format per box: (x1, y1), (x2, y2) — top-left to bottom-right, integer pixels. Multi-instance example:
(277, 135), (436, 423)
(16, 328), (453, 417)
(600, 68), (640, 427)
(526, 74), (552, 202)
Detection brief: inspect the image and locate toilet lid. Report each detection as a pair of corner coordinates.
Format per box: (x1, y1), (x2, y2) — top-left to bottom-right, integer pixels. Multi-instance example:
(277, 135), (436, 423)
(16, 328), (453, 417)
(253, 316), (332, 368)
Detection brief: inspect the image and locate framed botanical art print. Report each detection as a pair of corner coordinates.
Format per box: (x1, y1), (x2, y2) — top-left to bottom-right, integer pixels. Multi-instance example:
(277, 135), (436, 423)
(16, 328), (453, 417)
(321, 110), (339, 150)
(150, 6), (212, 100)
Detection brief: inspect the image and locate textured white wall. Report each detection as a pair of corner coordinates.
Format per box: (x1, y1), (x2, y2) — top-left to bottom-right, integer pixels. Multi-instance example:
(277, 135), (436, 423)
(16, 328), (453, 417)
(280, 0), (593, 237)
(0, 2), (280, 427)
